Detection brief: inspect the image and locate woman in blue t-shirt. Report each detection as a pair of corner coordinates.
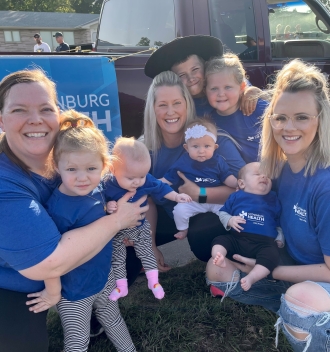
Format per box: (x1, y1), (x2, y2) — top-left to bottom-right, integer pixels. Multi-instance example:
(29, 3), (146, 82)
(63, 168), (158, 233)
(206, 59), (330, 352)
(0, 69), (148, 352)
(143, 70), (244, 266)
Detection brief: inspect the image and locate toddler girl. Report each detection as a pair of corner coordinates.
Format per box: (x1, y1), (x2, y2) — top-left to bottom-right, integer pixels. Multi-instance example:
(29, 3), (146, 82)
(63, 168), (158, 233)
(212, 162), (284, 292)
(161, 119), (237, 239)
(29, 111), (136, 352)
(205, 53), (268, 163)
(105, 137), (191, 301)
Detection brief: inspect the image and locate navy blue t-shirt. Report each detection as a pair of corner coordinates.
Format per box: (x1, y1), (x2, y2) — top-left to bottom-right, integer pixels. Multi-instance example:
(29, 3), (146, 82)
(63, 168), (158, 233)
(46, 185), (113, 301)
(193, 96), (214, 118)
(276, 163), (330, 264)
(164, 153), (232, 188)
(105, 174), (173, 226)
(0, 153), (61, 293)
(210, 99), (268, 163)
(150, 136), (244, 217)
(221, 190), (281, 238)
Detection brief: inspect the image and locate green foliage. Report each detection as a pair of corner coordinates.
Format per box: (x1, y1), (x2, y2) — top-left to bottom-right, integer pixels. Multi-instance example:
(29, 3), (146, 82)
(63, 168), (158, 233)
(47, 261), (293, 352)
(0, 0), (101, 13)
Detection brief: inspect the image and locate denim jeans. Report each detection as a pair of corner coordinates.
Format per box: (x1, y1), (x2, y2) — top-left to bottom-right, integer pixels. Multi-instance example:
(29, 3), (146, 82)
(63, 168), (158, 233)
(206, 273), (330, 352)
(206, 269), (291, 312)
(276, 282), (330, 352)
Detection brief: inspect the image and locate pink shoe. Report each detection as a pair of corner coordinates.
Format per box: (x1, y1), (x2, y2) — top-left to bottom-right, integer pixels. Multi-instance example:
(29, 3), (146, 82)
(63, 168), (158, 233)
(210, 285), (225, 298)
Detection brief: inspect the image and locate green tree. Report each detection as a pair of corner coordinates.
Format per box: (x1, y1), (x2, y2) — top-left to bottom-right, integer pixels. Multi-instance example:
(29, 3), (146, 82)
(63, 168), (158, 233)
(0, 0), (101, 13)
(136, 37), (150, 46)
(0, 0), (73, 12)
(70, 0), (101, 14)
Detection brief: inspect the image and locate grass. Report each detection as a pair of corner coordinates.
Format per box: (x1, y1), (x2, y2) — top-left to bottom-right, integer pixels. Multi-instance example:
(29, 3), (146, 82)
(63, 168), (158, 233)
(47, 260), (293, 352)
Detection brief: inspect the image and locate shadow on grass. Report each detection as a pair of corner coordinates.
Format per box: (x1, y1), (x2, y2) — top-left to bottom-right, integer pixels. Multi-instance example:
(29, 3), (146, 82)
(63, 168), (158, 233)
(47, 260), (293, 352)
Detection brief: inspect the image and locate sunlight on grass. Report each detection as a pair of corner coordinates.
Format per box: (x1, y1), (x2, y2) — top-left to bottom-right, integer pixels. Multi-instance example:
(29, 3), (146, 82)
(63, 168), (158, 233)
(47, 260), (293, 351)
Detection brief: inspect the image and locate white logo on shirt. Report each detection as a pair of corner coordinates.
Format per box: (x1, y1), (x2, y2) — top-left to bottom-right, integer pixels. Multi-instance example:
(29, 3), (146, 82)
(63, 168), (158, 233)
(247, 132), (261, 142)
(195, 177), (216, 183)
(293, 203), (307, 222)
(239, 210), (264, 226)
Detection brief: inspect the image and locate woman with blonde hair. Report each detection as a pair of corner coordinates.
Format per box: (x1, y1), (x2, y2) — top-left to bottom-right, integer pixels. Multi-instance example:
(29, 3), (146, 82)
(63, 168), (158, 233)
(206, 59), (330, 351)
(143, 70), (245, 268)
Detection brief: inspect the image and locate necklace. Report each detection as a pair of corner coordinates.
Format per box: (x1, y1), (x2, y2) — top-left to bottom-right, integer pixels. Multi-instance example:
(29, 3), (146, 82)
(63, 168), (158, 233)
(86, 187), (107, 213)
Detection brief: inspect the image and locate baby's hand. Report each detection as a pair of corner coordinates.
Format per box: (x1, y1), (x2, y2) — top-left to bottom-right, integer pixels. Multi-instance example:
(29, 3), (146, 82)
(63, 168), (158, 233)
(26, 289), (61, 313)
(276, 240), (284, 248)
(175, 193), (192, 203)
(106, 200), (118, 213)
(228, 216), (246, 232)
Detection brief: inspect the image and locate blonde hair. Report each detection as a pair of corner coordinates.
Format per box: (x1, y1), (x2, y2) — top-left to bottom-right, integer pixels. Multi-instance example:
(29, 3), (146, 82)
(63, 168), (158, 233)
(111, 137), (151, 169)
(143, 71), (196, 159)
(260, 59), (330, 178)
(205, 53), (246, 85)
(49, 110), (110, 177)
(0, 69), (58, 172)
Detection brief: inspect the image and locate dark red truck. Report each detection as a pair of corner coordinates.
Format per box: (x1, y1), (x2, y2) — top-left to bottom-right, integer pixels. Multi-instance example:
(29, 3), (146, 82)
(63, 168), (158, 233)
(96, 0), (330, 137)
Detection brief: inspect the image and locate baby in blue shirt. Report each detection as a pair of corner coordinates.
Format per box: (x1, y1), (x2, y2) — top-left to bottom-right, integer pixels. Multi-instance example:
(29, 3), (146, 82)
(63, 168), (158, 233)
(161, 119), (237, 239)
(212, 162), (284, 291)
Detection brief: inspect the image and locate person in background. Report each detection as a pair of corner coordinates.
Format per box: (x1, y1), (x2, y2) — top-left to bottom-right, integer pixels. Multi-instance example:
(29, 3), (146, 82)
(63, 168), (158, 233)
(53, 32), (70, 52)
(33, 33), (51, 52)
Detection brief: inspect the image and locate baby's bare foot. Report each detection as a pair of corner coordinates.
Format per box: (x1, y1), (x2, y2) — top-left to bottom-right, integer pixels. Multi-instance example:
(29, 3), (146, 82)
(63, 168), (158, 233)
(240, 277), (252, 291)
(213, 252), (226, 268)
(174, 229), (188, 240)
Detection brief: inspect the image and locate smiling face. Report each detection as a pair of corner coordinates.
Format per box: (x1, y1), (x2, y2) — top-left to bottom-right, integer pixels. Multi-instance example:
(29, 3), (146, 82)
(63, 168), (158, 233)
(112, 157), (150, 192)
(184, 135), (218, 162)
(205, 71), (245, 116)
(272, 91), (319, 169)
(171, 55), (205, 98)
(56, 151), (105, 196)
(0, 82), (60, 168)
(238, 162), (272, 195)
(154, 85), (188, 141)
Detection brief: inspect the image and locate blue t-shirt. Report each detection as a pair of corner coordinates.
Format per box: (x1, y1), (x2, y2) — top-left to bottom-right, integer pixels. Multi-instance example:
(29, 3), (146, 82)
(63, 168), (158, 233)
(221, 190), (281, 238)
(164, 153), (232, 188)
(193, 96), (214, 118)
(104, 174), (173, 226)
(210, 99), (268, 163)
(46, 185), (113, 301)
(0, 153), (61, 293)
(276, 163), (330, 264)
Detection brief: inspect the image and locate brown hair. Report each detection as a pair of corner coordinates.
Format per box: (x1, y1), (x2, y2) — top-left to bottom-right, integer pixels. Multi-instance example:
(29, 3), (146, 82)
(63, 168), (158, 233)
(49, 110), (110, 177)
(0, 69), (57, 172)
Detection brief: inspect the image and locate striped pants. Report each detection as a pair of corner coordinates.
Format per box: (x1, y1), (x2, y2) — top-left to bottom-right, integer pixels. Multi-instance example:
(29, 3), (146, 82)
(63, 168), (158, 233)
(56, 269), (136, 352)
(112, 220), (157, 280)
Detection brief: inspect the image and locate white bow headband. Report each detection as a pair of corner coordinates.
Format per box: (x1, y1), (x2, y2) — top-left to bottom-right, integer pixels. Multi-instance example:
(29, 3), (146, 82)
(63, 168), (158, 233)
(185, 124), (217, 142)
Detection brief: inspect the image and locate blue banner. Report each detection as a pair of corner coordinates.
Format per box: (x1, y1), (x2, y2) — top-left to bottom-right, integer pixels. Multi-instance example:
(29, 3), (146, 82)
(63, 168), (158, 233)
(0, 55), (121, 142)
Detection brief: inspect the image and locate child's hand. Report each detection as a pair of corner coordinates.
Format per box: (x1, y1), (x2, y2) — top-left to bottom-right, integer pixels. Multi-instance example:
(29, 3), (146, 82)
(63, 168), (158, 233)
(26, 289), (61, 313)
(106, 200), (118, 213)
(175, 193), (192, 203)
(228, 216), (246, 232)
(276, 240), (284, 248)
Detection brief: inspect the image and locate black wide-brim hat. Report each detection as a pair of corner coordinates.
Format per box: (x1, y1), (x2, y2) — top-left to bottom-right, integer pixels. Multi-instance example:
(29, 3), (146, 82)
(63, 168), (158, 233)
(144, 35), (223, 79)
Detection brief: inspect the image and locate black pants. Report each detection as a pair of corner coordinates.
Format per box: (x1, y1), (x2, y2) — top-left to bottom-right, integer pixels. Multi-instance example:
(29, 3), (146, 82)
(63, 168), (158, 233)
(0, 288), (49, 352)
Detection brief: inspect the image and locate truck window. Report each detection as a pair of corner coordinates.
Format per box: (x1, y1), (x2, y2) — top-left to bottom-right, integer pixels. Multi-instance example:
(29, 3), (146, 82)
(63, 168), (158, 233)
(268, 0), (330, 59)
(208, 0), (258, 61)
(97, 0), (175, 51)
